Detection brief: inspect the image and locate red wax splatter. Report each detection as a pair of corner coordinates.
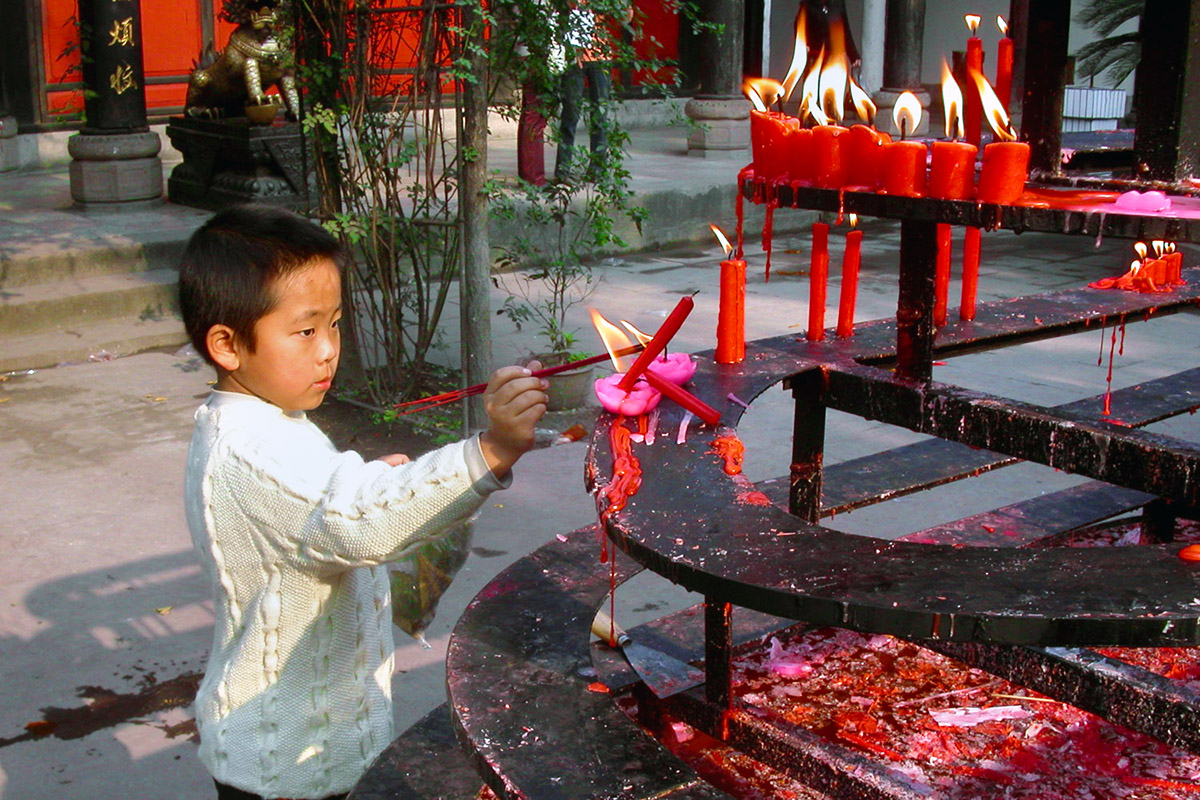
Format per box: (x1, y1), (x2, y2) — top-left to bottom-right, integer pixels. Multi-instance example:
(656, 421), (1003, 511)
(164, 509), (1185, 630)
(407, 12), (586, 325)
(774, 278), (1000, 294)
(1179, 544), (1200, 562)
(710, 435), (745, 475)
(763, 196), (777, 282)
(1103, 323), (1118, 416)
(586, 681), (610, 694)
(596, 421), (643, 563)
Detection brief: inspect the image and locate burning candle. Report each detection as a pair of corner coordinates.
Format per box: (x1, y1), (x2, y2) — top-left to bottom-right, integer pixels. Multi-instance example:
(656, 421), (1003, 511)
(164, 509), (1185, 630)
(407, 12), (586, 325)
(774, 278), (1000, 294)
(843, 124), (888, 190)
(617, 296), (694, 391)
(964, 14), (983, 148)
(594, 374), (661, 416)
(809, 222), (829, 341)
(935, 223), (952, 327)
(837, 215), (862, 338)
(786, 124), (815, 185)
(712, 225), (746, 364)
(961, 226), (981, 320)
(812, 124), (849, 189)
(881, 92), (926, 197)
(746, 78), (790, 182)
(996, 16), (1013, 112)
(972, 69), (1030, 205)
(929, 63), (977, 201)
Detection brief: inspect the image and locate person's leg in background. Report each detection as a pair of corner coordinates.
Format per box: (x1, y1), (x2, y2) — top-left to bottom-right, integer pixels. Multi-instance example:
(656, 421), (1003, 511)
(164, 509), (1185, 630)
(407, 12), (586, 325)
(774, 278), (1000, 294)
(583, 61), (612, 175)
(555, 65), (585, 181)
(517, 79), (548, 186)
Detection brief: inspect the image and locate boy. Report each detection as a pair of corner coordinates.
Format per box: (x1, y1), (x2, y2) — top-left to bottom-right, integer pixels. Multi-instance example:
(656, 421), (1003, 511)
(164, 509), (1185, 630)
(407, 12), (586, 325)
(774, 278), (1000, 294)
(179, 204), (547, 799)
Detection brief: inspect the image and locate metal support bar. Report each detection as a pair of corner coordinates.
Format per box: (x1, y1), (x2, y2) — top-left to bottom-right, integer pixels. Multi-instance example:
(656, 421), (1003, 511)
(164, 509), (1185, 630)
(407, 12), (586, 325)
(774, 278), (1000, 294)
(895, 219), (937, 382)
(704, 597), (733, 716)
(1133, 0), (1200, 181)
(789, 370), (828, 522)
(1018, 0), (1069, 174)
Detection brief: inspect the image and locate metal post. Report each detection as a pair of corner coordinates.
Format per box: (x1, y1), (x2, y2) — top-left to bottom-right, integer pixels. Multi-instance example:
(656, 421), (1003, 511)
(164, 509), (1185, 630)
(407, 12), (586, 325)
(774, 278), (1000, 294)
(895, 219), (937, 382)
(704, 597), (733, 719)
(789, 370), (827, 523)
(1018, 0), (1068, 175)
(1132, 0), (1200, 181)
(881, 0), (925, 91)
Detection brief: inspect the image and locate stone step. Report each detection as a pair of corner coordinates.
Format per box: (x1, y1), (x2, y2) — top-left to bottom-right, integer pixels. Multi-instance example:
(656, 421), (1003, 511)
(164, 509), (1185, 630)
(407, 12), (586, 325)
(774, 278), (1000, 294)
(0, 314), (189, 373)
(0, 268), (180, 339)
(0, 223), (192, 288)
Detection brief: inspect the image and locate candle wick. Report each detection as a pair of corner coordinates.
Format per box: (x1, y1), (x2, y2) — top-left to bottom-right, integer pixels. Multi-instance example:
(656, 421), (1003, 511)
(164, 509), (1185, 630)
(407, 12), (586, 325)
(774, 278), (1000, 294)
(900, 119), (908, 142)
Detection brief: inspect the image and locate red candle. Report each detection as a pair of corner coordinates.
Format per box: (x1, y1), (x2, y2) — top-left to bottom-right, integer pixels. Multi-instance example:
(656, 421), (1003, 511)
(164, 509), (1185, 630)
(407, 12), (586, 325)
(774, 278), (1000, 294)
(964, 16), (984, 147)
(643, 370), (720, 426)
(928, 141), (978, 200)
(812, 125), (849, 189)
(935, 223), (952, 327)
(976, 141), (1030, 204)
(750, 110), (791, 183)
(786, 125), (815, 185)
(996, 24), (1013, 112)
(961, 226), (981, 320)
(843, 125), (888, 190)
(716, 256), (746, 363)
(881, 141), (927, 197)
(618, 296), (694, 391)
(809, 222), (829, 341)
(1170, 251), (1185, 284)
(837, 226), (863, 338)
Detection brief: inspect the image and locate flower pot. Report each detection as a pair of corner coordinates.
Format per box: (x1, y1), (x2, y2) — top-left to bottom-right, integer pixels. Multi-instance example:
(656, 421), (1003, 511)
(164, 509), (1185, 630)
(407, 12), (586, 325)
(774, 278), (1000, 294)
(529, 353), (595, 411)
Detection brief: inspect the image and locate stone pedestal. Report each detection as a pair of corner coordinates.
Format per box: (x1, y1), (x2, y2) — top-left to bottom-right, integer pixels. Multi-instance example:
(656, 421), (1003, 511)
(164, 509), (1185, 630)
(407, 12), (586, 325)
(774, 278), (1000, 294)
(68, 131), (163, 205)
(0, 115), (17, 172)
(165, 116), (311, 211)
(872, 88), (932, 138)
(685, 96), (751, 156)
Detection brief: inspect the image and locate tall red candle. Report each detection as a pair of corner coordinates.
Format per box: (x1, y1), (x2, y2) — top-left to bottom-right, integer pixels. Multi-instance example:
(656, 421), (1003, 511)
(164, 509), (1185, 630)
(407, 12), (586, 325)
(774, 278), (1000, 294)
(843, 125), (888, 190)
(618, 296), (694, 390)
(928, 141), (978, 200)
(996, 18), (1014, 112)
(977, 141), (1030, 204)
(716, 256), (746, 363)
(961, 226), (981, 320)
(965, 16), (984, 147)
(935, 223), (952, 327)
(837, 227), (863, 338)
(812, 125), (849, 189)
(881, 141), (927, 197)
(809, 222), (829, 341)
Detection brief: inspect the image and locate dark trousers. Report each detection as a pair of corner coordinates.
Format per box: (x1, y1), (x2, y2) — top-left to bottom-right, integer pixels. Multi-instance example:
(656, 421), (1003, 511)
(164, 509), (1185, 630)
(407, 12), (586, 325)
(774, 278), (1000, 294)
(555, 62), (611, 180)
(214, 779), (348, 800)
(517, 79), (548, 185)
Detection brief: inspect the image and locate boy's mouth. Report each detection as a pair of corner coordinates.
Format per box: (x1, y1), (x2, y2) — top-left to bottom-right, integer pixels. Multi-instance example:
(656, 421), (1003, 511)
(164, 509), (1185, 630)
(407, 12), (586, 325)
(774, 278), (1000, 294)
(314, 377), (333, 391)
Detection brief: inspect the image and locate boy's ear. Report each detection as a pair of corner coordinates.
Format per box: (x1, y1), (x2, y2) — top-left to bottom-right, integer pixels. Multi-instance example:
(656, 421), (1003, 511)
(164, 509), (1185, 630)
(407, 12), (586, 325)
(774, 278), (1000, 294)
(206, 324), (241, 372)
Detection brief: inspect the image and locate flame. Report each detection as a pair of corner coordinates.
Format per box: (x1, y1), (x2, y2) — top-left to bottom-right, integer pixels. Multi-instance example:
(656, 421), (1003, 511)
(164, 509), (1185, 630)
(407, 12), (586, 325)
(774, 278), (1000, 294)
(744, 78), (782, 111)
(799, 46), (826, 124)
(781, 5), (808, 102)
(1130, 259), (1142, 275)
(892, 91), (922, 137)
(590, 308), (636, 372)
(711, 224), (733, 257)
(849, 78), (876, 124)
(1134, 241), (1148, 261)
(1167, 241), (1177, 253)
(745, 83), (767, 113)
(965, 14), (981, 34)
(819, 19), (851, 122)
(849, 213), (858, 228)
(1152, 240), (1166, 258)
(941, 59), (963, 140)
(620, 320), (652, 346)
(970, 68), (1015, 141)
(997, 15), (1009, 36)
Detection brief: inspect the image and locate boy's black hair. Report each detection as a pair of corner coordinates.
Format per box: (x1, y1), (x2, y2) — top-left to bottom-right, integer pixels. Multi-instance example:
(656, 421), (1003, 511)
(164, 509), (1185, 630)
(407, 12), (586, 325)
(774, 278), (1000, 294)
(179, 204), (346, 367)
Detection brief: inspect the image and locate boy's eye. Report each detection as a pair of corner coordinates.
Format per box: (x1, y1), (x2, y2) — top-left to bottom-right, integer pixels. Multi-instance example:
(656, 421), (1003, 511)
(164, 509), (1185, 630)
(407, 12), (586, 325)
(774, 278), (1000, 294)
(299, 328), (315, 337)
(331, 317), (341, 329)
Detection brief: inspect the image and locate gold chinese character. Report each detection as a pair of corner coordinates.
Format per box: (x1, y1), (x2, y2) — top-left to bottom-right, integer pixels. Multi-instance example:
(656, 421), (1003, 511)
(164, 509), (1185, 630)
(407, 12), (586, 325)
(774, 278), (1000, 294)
(108, 17), (135, 47)
(109, 63), (137, 95)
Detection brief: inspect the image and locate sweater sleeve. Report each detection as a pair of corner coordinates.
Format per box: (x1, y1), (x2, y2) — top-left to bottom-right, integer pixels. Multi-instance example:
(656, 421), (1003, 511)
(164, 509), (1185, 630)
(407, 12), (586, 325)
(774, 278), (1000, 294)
(215, 422), (502, 573)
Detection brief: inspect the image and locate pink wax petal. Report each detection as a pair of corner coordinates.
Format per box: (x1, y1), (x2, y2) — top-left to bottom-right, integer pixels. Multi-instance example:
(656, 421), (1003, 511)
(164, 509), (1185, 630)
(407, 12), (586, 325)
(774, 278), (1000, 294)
(646, 352), (697, 386)
(1113, 190), (1171, 213)
(593, 374), (661, 416)
(930, 705), (1032, 727)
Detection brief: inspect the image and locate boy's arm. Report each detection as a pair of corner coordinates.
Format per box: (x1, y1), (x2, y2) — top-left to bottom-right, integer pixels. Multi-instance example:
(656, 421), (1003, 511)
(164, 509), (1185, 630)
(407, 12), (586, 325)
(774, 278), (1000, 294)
(479, 364), (549, 478)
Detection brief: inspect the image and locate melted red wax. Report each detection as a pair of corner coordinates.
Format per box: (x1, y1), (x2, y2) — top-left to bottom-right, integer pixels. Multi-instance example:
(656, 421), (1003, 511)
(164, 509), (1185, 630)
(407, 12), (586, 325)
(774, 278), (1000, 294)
(596, 420), (643, 563)
(710, 435), (745, 475)
(736, 166), (752, 258)
(763, 198), (777, 283)
(1017, 186), (1121, 209)
(1103, 322), (1118, 416)
(740, 491), (772, 506)
(836, 188), (845, 226)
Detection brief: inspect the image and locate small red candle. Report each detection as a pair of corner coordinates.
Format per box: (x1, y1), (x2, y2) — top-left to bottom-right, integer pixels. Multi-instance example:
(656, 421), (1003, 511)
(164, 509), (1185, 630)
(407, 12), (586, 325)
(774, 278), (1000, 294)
(786, 125), (815, 185)
(809, 222), (829, 341)
(961, 226), (981, 320)
(618, 296), (694, 391)
(882, 141), (927, 197)
(643, 370), (720, 426)
(750, 109), (792, 183)
(837, 219), (863, 338)
(929, 141), (977, 200)
(843, 125), (888, 190)
(711, 225), (745, 364)
(812, 125), (849, 189)
(935, 223), (952, 327)
(977, 141), (1030, 204)
(964, 14), (984, 148)
(996, 16), (1014, 113)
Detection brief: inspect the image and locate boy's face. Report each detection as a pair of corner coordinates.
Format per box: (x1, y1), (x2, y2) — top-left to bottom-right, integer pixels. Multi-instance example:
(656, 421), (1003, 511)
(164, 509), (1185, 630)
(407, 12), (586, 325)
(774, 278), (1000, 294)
(214, 257), (342, 413)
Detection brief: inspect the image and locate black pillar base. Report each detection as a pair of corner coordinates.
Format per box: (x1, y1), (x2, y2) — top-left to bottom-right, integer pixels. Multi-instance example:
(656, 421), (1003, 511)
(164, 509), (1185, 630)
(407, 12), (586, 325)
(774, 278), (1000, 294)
(165, 116), (311, 212)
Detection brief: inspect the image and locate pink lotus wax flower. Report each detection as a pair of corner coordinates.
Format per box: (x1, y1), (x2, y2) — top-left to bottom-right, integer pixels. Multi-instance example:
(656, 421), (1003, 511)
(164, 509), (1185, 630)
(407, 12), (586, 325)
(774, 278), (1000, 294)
(594, 374), (661, 416)
(645, 352), (696, 386)
(1113, 190), (1171, 213)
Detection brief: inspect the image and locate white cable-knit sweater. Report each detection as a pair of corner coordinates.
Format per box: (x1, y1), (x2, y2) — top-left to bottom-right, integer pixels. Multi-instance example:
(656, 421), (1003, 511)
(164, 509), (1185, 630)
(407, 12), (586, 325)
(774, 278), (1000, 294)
(184, 391), (505, 798)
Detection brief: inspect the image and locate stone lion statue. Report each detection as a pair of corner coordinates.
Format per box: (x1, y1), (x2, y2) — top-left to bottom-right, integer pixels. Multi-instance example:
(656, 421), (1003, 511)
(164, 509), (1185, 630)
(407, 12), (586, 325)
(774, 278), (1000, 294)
(186, 0), (301, 120)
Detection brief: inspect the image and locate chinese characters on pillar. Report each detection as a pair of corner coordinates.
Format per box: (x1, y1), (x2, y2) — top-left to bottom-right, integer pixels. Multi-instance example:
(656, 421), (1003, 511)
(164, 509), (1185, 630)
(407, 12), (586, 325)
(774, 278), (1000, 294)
(107, 14), (137, 96)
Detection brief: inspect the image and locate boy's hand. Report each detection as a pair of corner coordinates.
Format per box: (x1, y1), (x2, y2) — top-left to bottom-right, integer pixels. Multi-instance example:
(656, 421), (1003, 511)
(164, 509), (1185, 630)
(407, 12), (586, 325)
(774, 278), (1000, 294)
(480, 362), (549, 477)
(377, 453), (411, 467)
